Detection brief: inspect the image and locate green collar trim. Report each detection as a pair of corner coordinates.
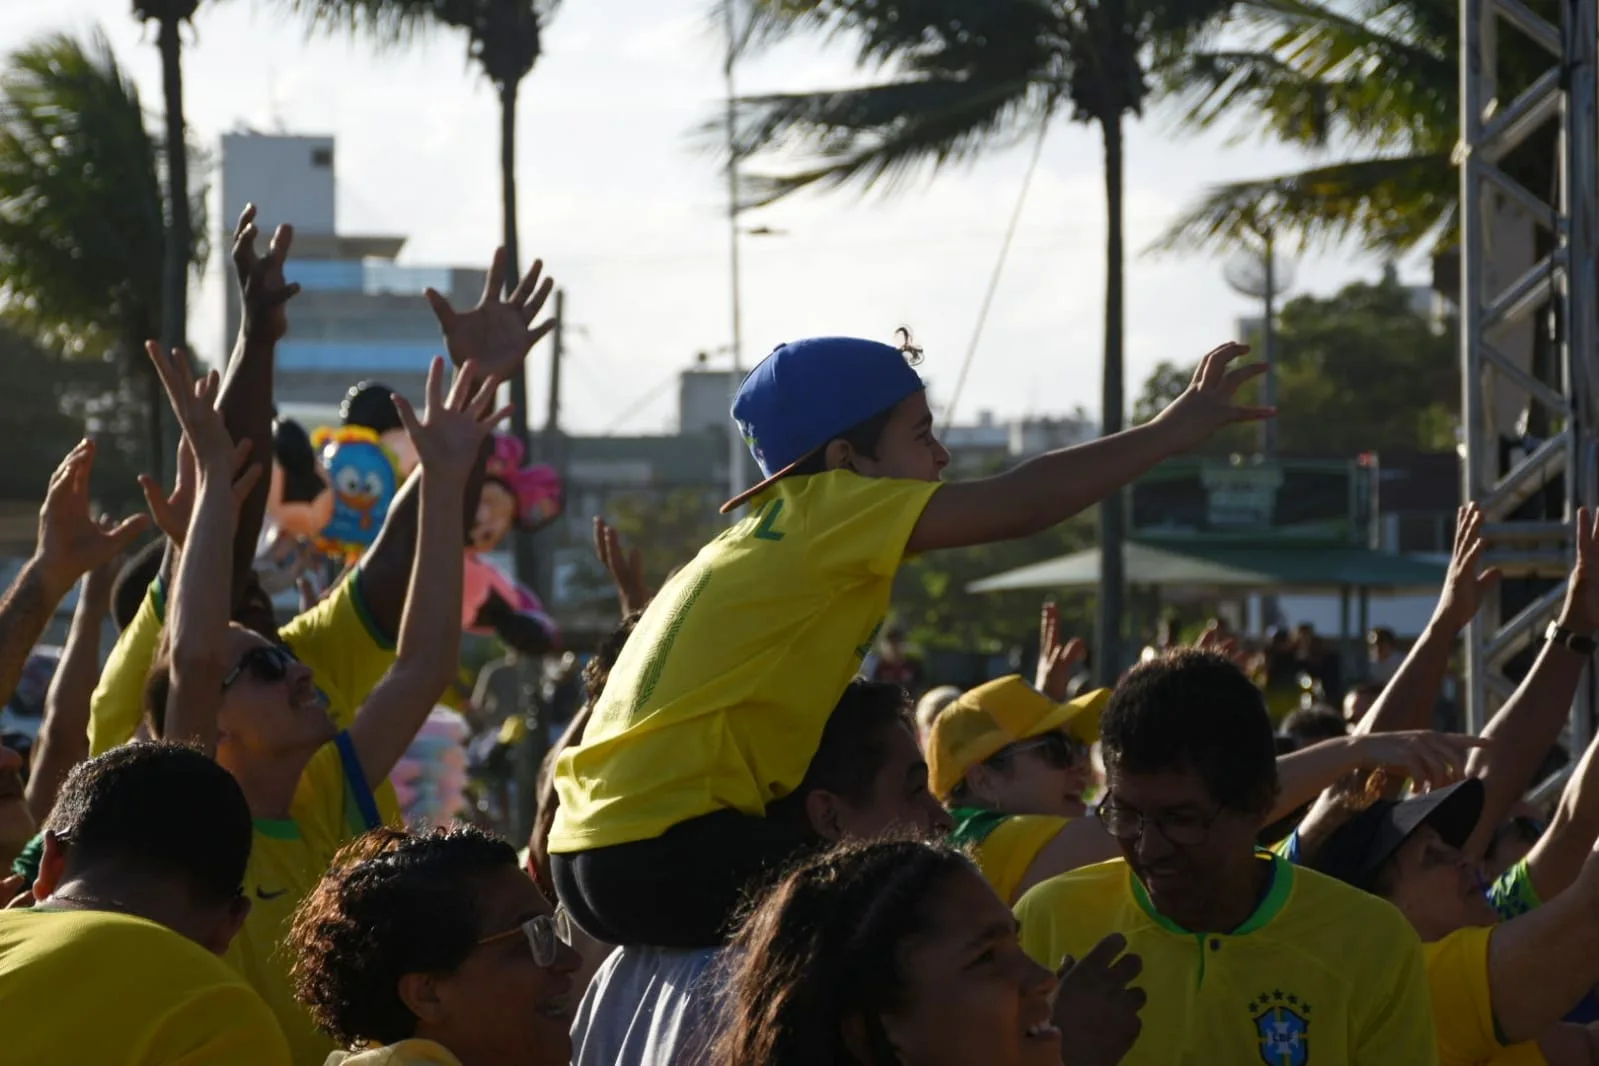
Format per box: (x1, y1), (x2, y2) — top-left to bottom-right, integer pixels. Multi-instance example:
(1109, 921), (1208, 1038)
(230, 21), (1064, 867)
(254, 818), (300, 841)
(1130, 851), (1292, 937)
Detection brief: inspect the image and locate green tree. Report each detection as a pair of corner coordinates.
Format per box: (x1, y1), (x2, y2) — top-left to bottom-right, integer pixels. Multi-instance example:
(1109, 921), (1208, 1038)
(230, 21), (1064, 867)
(730, 0), (1238, 681)
(1134, 272), (1457, 456)
(0, 30), (206, 478)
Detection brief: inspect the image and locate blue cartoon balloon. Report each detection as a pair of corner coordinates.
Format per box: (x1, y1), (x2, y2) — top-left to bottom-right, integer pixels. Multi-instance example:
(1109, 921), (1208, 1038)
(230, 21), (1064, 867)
(312, 426), (400, 558)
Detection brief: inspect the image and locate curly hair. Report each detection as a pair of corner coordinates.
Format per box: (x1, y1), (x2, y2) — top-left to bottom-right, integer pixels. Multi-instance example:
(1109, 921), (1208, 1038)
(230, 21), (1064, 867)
(287, 825), (520, 1048)
(707, 837), (974, 1066)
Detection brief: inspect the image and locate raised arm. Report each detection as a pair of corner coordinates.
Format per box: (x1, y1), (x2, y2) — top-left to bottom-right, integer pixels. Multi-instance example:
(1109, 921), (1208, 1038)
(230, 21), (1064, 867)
(218, 204), (299, 609)
(1460, 508), (1599, 859)
(906, 342), (1272, 554)
(0, 442), (145, 713)
(1358, 505), (1497, 736)
(1489, 846), (1599, 1043)
(356, 249), (556, 638)
(25, 543), (118, 822)
(347, 357), (507, 787)
(1523, 730), (1599, 902)
(146, 343), (261, 756)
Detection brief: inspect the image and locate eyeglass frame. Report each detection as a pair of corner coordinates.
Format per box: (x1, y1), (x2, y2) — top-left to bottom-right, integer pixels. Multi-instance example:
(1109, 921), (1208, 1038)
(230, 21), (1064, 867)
(988, 730), (1091, 771)
(1095, 790), (1223, 846)
(475, 907), (573, 968)
(222, 644), (299, 690)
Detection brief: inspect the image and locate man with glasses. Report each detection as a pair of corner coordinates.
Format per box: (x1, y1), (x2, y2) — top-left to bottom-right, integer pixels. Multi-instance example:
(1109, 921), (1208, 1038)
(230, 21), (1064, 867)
(1015, 649), (1438, 1066)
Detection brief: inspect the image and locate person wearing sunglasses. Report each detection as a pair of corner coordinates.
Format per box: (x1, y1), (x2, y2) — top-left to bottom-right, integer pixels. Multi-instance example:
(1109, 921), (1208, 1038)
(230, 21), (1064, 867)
(289, 826), (580, 1066)
(145, 345), (506, 1065)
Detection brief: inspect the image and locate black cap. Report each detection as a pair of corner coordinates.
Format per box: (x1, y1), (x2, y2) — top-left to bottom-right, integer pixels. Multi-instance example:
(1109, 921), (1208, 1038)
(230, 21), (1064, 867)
(1309, 777), (1485, 891)
(340, 381), (401, 433)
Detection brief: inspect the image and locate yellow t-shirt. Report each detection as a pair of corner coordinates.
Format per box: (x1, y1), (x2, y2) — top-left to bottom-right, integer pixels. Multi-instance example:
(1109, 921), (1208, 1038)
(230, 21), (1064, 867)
(550, 471), (941, 852)
(953, 811), (1070, 905)
(232, 738), (401, 1066)
(0, 908), (290, 1065)
(1425, 927), (1548, 1066)
(1015, 854), (1439, 1066)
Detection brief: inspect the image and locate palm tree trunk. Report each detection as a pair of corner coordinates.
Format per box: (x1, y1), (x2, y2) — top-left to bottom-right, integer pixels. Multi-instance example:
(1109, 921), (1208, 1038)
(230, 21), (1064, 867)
(1095, 111), (1127, 686)
(498, 78), (542, 581)
(155, 14), (189, 479)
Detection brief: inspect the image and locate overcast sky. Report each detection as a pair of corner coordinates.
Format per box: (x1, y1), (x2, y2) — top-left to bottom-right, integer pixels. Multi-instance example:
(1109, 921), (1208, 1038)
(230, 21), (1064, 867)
(1, 0), (1427, 434)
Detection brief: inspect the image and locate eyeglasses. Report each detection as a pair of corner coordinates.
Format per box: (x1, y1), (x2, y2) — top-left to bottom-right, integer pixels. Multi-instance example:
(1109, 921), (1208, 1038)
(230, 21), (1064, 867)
(995, 732), (1089, 770)
(476, 908), (573, 968)
(222, 645), (298, 690)
(1095, 792), (1221, 846)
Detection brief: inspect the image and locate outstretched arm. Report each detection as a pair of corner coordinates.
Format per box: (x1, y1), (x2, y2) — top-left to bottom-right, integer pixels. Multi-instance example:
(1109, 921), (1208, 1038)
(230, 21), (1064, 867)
(907, 342), (1271, 554)
(356, 249), (556, 638)
(348, 358), (508, 787)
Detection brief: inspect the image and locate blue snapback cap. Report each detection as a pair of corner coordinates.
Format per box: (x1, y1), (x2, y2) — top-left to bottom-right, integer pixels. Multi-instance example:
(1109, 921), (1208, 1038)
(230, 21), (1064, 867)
(722, 336), (925, 513)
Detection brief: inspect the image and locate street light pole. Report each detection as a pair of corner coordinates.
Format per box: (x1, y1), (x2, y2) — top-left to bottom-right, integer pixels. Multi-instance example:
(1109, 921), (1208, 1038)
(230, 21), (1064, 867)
(723, 0), (746, 511)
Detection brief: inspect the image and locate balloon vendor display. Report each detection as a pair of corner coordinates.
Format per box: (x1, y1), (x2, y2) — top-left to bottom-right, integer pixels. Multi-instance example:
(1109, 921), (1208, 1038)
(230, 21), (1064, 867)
(256, 417), (335, 594)
(312, 380), (408, 559)
(464, 434), (565, 654)
(388, 707), (470, 828)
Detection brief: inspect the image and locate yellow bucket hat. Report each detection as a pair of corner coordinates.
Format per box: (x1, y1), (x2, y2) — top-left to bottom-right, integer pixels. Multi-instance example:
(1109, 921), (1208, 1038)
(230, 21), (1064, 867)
(927, 675), (1110, 800)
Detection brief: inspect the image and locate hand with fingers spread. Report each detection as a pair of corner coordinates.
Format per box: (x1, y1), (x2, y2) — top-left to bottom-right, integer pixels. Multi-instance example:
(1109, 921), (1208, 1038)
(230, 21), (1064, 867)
(144, 342), (261, 510)
(392, 357), (514, 485)
(1433, 504), (1500, 632)
(1150, 342), (1275, 451)
(1345, 730), (1490, 794)
(232, 203), (300, 342)
(1050, 933), (1145, 1066)
(1035, 599), (1086, 701)
(593, 517), (651, 619)
(34, 440), (149, 595)
(1558, 507), (1599, 635)
(426, 248), (557, 384)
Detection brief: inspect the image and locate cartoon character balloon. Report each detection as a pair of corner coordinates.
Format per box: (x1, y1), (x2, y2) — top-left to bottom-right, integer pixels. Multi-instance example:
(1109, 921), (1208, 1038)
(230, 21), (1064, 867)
(342, 381), (418, 479)
(312, 426), (400, 559)
(463, 434), (565, 654)
(256, 418), (335, 594)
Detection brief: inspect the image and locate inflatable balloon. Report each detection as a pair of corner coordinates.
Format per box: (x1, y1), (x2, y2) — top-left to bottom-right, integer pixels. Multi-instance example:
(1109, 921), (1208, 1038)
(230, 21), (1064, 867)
(312, 426), (400, 558)
(390, 708), (470, 829)
(342, 380), (418, 479)
(256, 418), (335, 595)
(463, 434), (565, 653)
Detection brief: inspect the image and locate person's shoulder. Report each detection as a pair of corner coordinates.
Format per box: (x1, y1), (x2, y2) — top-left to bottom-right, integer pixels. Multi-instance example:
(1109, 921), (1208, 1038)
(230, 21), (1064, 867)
(1285, 865), (1422, 952)
(0, 909), (240, 978)
(1016, 857), (1130, 909)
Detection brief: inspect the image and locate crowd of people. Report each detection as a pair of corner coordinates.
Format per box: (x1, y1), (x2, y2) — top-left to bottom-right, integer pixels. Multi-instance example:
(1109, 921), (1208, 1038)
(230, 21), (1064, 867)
(0, 199), (1594, 1066)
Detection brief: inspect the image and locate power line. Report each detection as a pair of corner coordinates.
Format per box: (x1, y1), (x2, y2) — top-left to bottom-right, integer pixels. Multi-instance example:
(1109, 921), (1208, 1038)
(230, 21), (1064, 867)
(941, 122), (1050, 431)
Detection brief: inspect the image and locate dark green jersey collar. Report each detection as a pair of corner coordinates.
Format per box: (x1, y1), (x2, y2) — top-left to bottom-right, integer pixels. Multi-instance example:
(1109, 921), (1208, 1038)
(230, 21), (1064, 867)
(1130, 851), (1293, 937)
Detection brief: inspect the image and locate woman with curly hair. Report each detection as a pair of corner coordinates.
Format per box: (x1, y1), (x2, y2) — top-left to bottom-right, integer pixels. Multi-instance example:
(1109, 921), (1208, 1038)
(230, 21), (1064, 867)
(287, 825), (579, 1066)
(708, 837), (1144, 1066)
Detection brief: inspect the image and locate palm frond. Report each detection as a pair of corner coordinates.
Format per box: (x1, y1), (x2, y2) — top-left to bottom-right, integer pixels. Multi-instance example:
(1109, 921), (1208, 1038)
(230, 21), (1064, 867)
(269, 0), (443, 47)
(1149, 151), (1456, 255)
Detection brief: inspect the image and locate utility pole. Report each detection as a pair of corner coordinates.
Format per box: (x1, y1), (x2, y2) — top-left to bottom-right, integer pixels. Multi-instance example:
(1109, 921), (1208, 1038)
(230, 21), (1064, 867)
(723, 0), (746, 512)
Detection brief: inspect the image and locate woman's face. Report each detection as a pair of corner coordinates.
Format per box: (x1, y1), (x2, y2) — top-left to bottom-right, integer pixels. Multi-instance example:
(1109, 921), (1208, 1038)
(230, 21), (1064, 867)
(971, 731), (1095, 818)
(878, 867), (1060, 1066)
(425, 864), (580, 1066)
(471, 482), (517, 552)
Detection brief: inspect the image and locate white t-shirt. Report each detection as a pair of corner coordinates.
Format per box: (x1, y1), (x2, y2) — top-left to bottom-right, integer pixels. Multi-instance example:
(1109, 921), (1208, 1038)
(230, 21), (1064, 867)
(569, 945), (725, 1066)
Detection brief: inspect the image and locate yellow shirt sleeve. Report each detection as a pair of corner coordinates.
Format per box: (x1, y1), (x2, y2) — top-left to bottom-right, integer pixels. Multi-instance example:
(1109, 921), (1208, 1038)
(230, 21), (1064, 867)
(1353, 918), (1440, 1066)
(797, 473), (943, 579)
(973, 816), (1069, 905)
(88, 579), (165, 756)
(1015, 876), (1078, 971)
(148, 982), (292, 1065)
(1423, 927), (1548, 1066)
(279, 573), (396, 731)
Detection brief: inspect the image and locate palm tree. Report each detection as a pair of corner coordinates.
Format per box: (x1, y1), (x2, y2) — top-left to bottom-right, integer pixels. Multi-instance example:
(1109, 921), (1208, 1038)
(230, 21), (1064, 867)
(0, 30), (207, 477)
(728, 0), (1237, 681)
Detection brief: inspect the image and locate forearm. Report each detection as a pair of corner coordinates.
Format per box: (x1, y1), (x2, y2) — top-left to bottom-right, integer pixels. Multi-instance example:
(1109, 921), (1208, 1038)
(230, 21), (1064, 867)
(1272, 736), (1367, 819)
(164, 483), (237, 753)
(1359, 614), (1459, 735)
(358, 435), (490, 638)
(1490, 879), (1599, 1042)
(218, 326), (274, 603)
(909, 420), (1183, 552)
(1528, 736), (1599, 900)
(26, 589), (107, 821)
(0, 559), (72, 714)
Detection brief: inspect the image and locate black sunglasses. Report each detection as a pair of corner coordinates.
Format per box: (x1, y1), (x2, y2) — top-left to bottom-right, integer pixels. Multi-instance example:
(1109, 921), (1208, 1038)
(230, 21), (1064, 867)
(994, 731), (1089, 769)
(222, 645), (298, 690)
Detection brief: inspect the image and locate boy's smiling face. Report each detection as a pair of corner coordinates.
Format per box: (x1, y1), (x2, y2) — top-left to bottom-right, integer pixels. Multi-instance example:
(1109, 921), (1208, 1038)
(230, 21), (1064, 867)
(833, 390), (950, 482)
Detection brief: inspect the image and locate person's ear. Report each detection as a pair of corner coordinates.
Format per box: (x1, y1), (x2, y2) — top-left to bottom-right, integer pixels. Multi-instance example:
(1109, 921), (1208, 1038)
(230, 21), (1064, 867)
(805, 789), (847, 843)
(822, 439), (855, 472)
(399, 972), (448, 1027)
(964, 765), (1000, 806)
(33, 831), (67, 901)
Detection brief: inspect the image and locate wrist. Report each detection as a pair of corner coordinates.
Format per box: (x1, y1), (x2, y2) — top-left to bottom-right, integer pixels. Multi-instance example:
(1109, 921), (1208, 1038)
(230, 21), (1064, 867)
(26, 553), (78, 603)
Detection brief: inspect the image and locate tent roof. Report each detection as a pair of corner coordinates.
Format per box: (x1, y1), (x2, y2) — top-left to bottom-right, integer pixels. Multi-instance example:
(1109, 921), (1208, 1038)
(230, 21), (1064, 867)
(967, 540), (1447, 594)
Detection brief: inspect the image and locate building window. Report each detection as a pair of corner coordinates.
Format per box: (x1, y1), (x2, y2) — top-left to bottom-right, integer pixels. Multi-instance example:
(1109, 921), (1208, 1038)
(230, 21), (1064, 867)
(311, 146), (333, 168)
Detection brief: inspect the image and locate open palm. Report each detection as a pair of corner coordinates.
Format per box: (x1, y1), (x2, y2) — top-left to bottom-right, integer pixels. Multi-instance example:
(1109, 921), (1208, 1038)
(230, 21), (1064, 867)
(425, 248), (556, 384)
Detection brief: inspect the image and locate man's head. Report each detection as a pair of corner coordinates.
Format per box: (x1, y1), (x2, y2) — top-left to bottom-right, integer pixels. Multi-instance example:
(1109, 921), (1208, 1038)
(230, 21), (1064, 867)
(1368, 627), (1398, 660)
(1098, 650), (1280, 926)
(36, 742), (252, 954)
(913, 685), (962, 746)
(773, 680), (952, 844)
(1310, 779), (1494, 941)
(1342, 681), (1384, 726)
(145, 625), (336, 764)
(931, 676), (1107, 819)
(1279, 705), (1348, 748)
(721, 334), (948, 513)
(112, 540), (166, 633)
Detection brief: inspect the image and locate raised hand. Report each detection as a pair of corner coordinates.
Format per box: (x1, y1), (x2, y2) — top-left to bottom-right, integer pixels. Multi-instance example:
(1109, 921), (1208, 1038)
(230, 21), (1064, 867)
(34, 440), (148, 594)
(1051, 933), (1145, 1066)
(1559, 507), (1599, 635)
(392, 357), (513, 483)
(144, 342), (261, 510)
(425, 248), (556, 384)
(1151, 342), (1275, 449)
(1035, 599), (1086, 700)
(232, 203), (300, 343)
(593, 517), (651, 619)
(1434, 504), (1500, 632)
(1346, 730), (1490, 794)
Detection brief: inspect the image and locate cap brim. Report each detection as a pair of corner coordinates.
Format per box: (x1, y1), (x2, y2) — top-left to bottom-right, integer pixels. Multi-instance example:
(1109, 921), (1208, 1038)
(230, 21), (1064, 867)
(720, 448), (820, 514)
(1390, 776), (1485, 852)
(1314, 777), (1485, 889)
(1025, 688), (1110, 745)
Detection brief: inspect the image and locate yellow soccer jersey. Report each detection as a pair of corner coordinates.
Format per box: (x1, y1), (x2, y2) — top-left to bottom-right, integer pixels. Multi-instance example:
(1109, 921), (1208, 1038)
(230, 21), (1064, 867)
(1425, 927), (1547, 1066)
(950, 809), (1071, 905)
(1015, 854), (1438, 1066)
(229, 737), (398, 1066)
(0, 909), (290, 1065)
(550, 471), (941, 852)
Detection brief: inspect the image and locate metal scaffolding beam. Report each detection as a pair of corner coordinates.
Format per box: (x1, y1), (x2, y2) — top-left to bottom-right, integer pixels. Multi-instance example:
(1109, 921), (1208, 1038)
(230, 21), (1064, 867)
(1459, 0), (1599, 744)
